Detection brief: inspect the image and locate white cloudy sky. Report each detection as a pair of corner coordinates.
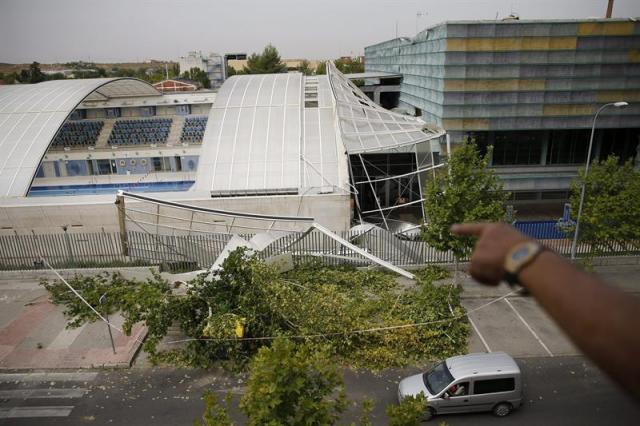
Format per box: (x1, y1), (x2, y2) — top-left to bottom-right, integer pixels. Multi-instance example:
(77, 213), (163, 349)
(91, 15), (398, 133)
(1, 0), (639, 63)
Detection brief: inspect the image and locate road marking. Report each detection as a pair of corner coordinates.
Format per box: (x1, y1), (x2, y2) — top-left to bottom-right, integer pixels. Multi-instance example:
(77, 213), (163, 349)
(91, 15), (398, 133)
(468, 316), (492, 353)
(0, 388), (88, 399)
(504, 298), (554, 357)
(0, 406), (74, 418)
(0, 372), (98, 383)
(47, 324), (86, 349)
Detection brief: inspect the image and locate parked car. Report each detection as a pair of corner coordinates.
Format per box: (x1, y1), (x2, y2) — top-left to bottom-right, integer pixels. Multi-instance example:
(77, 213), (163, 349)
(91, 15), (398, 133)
(397, 352), (522, 420)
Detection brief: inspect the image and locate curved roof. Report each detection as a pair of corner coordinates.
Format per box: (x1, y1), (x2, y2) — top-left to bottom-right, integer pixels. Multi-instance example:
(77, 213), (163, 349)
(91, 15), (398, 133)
(195, 72), (349, 197)
(0, 78), (160, 198)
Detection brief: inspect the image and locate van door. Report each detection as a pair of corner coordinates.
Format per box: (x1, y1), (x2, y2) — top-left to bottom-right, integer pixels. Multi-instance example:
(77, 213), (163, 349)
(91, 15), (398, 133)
(470, 377), (516, 412)
(437, 381), (470, 414)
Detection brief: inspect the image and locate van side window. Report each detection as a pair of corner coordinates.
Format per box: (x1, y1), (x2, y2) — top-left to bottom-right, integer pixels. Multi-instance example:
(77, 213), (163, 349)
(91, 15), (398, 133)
(473, 378), (515, 394)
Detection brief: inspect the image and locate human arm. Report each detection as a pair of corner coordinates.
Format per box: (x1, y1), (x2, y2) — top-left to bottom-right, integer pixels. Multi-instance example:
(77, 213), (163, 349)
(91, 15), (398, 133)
(451, 223), (640, 400)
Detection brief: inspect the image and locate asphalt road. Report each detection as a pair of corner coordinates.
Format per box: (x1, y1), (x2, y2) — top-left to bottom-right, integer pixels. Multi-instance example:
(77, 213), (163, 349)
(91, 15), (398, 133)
(1, 356), (638, 425)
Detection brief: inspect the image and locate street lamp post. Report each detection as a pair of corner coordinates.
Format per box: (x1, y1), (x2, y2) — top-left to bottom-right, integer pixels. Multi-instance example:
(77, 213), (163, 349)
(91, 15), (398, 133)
(570, 101), (629, 260)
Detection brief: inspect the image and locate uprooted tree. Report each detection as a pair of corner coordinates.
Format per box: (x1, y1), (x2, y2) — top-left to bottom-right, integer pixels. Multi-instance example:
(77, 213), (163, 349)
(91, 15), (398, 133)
(43, 250), (468, 370)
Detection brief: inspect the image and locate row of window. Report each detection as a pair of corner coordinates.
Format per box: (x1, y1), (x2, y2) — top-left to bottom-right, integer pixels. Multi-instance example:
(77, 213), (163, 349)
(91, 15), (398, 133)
(473, 128), (640, 166)
(36, 156), (199, 178)
(70, 104), (193, 121)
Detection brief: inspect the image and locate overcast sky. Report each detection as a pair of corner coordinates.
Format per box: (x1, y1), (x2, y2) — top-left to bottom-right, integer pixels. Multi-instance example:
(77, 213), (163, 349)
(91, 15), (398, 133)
(1, 0), (639, 63)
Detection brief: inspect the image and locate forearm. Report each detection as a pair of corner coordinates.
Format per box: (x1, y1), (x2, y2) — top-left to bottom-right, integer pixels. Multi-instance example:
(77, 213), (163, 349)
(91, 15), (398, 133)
(519, 250), (640, 397)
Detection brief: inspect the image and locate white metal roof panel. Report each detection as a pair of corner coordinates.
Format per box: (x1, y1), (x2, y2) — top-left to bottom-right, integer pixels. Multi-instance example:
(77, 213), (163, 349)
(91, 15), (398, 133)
(196, 73), (349, 197)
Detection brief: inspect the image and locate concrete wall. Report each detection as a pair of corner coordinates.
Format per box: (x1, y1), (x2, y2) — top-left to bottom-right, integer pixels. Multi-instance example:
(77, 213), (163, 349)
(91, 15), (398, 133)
(0, 193), (351, 235)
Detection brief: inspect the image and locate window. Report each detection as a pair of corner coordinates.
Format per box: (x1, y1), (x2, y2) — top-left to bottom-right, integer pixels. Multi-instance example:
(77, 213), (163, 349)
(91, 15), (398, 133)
(473, 378), (515, 395)
(546, 129), (589, 165)
(152, 157), (163, 171)
(175, 104), (191, 115)
(140, 106), (156, 117)
(96, 159), (113, 175)
(105, 108), (121, 118)
(492, 131), (543, 166)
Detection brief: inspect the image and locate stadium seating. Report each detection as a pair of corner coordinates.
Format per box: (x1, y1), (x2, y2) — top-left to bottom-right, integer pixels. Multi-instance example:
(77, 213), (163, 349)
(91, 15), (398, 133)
(180, 116), (208, 144)
(108, 118), (172, 146)
(51, 120), (104, 148)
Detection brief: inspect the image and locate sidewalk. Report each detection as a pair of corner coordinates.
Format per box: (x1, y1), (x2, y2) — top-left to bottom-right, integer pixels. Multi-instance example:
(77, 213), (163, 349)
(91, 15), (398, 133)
(0, 278), (146, 370)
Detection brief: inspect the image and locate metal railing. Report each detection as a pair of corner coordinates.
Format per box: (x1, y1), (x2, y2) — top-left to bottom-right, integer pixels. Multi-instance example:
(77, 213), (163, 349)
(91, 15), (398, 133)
(1, 228), (638, 272)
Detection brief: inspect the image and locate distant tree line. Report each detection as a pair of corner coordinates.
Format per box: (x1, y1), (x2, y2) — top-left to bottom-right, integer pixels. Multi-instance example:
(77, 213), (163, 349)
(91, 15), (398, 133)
(0, 61), (181, 85)
(1, 49), (365, 87)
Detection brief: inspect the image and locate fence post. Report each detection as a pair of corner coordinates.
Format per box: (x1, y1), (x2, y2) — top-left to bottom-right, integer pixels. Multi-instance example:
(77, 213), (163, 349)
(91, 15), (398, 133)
(115, 193), (129, 256)
(62, 226), (74, 264)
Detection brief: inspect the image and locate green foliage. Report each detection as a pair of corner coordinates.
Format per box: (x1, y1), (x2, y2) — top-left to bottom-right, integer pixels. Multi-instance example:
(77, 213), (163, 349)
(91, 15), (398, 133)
(42, 271), (175, 354)
(333, 57), (365, 74)
(240, 339), (346, 426)
(386, 393), (428, 426)
(226, 65), (237, 77)
(43, 252), (468, 370)
(244, 44), (287, 74)
(569, 155), (640, 257)
(315, 62), (327, 75)
(195, 391), (234, 426)
(296, 59), (313, 76)
(422, 139), (509, 260)
(181, 67), (211, 88)
(358, 398), (374, 426)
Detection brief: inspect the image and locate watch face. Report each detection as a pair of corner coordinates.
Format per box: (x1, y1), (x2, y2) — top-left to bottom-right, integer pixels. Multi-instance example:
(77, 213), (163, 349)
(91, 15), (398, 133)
(512, 246), (530, 261)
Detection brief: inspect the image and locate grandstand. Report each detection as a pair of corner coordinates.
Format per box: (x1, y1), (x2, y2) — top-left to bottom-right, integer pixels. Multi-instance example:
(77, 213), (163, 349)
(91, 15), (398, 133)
(108, 118), (173, 146)
(180, 116), (207, 144)
(51, 120), (104, 148)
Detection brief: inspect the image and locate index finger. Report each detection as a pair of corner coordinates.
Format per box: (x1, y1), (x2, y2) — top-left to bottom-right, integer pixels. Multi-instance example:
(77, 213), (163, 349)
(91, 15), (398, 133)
(450, 223), (489, 236)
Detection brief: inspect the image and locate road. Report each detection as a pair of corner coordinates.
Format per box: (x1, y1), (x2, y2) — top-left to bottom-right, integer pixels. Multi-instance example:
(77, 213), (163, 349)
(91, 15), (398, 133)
(1, 356), (638, 425)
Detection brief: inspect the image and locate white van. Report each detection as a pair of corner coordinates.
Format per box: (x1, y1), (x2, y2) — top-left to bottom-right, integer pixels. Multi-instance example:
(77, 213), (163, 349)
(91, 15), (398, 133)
(397, 352), (522, 420)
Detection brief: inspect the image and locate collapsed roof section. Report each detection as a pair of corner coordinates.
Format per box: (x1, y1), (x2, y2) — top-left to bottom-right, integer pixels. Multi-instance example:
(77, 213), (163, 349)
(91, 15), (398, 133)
(326, 61), (445, 154)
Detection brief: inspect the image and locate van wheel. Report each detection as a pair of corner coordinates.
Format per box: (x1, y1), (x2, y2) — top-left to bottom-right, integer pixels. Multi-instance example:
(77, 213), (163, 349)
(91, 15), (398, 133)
(424, 407), (436, 421)
(493, 402), (512, 417)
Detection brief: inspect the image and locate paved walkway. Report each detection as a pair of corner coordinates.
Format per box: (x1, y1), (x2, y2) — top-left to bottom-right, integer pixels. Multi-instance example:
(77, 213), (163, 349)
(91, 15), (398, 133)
(0, 279), (145, 369)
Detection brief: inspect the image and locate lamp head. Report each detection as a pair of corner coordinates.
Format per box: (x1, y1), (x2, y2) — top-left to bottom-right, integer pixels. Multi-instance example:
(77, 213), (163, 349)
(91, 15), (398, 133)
(613, 101), (629, 108)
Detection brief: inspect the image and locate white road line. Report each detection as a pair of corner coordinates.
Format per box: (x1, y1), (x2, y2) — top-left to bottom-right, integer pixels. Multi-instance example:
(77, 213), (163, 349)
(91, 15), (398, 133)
(0, 388), (88, 399)
(504, 298), (554, 357)
(0, 372), (98, 383)
(0, 406), (74, 418)
(468, 315), (492, 353)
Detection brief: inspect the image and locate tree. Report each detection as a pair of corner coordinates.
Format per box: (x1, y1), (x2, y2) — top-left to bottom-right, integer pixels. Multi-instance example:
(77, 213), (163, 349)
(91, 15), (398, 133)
(243, 44), (287, 74)
(27, 61), (46, 83)
(422, 139), (509, 265)
(239, 339), (346, 425)
(386, 393), (428, 426)
(225, 65), (237, 77)
(315, 62), (327, 75)
(296, 59), (312, 76)
(569, 155), (640, 257)
(170, 63), (180, 78)
(196, 391), (234, 426)
(181, 67), (211, 89)
(333, 57), (364, 74)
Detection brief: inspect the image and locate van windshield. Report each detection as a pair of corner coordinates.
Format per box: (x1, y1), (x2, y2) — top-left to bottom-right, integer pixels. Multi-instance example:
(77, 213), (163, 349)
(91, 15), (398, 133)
(423, 361), (454, 395)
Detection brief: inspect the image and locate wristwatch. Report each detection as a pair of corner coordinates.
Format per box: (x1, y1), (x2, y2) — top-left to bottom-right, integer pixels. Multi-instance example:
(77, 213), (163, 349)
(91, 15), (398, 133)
(503, 241), (545, 285)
